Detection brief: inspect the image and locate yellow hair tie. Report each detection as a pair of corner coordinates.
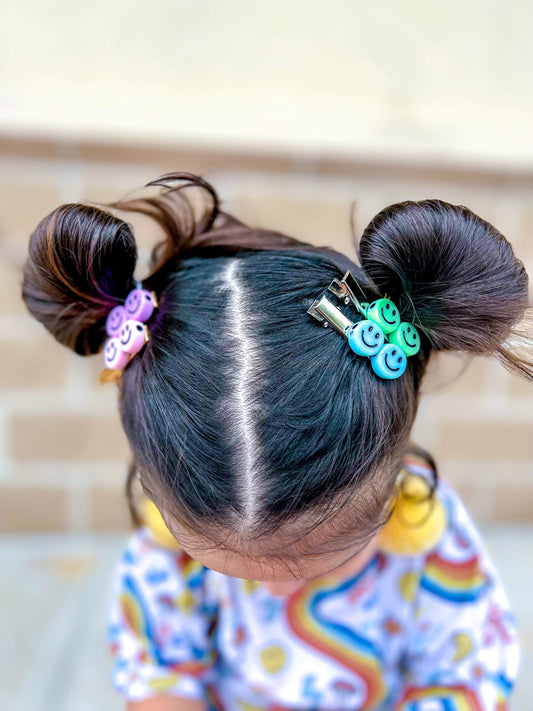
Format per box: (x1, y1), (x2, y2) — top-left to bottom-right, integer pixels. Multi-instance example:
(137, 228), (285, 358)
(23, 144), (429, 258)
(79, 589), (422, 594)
(140, 498), (181, 550)
(379, 471), (447, 555)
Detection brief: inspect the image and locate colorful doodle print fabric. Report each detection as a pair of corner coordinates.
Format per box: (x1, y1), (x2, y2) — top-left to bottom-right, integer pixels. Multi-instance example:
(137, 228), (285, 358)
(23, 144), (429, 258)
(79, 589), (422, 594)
(108, 463), (519, 710)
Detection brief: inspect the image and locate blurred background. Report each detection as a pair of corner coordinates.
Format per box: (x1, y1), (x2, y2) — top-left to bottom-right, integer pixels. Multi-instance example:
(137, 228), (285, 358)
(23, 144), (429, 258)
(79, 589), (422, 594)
(1, 1), (532, 709)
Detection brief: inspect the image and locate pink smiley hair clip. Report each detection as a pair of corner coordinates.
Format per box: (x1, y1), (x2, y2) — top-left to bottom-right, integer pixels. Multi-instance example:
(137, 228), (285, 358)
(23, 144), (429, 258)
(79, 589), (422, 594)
(99, 284), (158, 385)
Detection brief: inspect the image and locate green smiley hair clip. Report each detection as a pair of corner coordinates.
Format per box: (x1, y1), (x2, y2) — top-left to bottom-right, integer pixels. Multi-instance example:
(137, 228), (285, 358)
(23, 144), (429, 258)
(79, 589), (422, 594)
(307, 271), (421, 379)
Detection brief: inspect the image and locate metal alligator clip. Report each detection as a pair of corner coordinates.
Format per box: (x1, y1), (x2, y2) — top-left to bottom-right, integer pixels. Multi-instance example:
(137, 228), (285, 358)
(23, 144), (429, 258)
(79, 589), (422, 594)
(307, 270), (359, 335)
(307, 293), (352, 335)
(327, 270), (366, 315)
(307, 270), (366, 335)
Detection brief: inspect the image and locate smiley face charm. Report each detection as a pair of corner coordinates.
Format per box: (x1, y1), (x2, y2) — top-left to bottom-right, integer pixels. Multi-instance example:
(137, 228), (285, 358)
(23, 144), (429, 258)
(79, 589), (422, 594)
(119, 319), (148, 354)
(370, 343), (407, 379)
(124, 289), (157, 322)
(101, 287), (159, 384)
(103, 337), (130, 370)
(105, 305), (127, 338)
(346, 320), (385, 357)
(388, 322), (421, 357)
(366, 299), (401, 335)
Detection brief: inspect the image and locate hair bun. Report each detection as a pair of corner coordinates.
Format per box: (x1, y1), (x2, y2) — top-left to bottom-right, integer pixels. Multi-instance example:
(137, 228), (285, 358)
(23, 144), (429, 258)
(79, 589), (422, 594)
(358, 199), (531, 376)
(22, 203), (137, 355)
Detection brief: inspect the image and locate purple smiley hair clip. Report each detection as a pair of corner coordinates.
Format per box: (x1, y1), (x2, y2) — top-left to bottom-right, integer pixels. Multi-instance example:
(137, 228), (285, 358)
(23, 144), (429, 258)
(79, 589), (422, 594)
(99, 282), (159, 385)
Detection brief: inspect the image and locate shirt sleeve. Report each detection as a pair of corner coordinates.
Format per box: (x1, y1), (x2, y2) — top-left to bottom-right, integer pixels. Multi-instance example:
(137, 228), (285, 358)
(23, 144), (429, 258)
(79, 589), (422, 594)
(395, 481), (520, 711)
(107, 526), (218, 702)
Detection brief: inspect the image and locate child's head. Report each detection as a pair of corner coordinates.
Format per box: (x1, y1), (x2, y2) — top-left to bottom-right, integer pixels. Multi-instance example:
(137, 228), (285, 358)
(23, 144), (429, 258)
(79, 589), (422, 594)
(21, 172), (532, 586)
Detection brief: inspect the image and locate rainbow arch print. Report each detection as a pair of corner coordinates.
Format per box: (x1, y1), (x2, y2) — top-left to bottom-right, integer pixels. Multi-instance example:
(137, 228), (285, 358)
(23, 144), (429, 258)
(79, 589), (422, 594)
(420, 551), (491, 604)
(286, 559), (386, 710)
(120, 573), (211, 676)
(398, 684), (483, 710)
(120, 573), (163, 666)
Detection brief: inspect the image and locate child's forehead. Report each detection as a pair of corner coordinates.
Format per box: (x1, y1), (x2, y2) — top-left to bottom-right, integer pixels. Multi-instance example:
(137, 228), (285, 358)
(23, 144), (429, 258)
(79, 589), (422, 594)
(155, 467), (395, 577)
(174, 532), (376, 582)
(166, 511), (381, 581)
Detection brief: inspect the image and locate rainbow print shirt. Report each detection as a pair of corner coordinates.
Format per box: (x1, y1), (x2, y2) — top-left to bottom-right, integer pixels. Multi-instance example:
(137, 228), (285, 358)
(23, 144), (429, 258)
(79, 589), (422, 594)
(108, 469), (519, 710)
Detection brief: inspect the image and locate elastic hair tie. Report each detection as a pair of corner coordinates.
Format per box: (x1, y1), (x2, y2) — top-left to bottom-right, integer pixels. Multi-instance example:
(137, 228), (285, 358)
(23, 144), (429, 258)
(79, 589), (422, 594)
(379, 468), (447, 555)
(99, 285), (159, 385)
(307, 270), (421, 380)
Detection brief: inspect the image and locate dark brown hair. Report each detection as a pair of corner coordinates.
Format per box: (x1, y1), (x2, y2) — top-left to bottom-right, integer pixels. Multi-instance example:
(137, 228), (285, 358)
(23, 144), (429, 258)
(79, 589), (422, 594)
(21, 172), (533, 561)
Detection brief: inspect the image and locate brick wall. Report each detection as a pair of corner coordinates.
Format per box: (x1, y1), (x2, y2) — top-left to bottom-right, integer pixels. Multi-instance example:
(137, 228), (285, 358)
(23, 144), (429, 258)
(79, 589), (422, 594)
(1, 139), (532, 531)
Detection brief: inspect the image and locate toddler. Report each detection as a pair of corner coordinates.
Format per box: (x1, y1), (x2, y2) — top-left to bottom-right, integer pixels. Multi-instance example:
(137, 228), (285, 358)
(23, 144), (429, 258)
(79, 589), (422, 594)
(21, 172), (532, 710)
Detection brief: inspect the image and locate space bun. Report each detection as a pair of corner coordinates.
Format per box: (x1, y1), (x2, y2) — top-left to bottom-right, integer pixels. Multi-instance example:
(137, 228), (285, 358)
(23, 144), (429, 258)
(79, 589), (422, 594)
(21, 171), (311, 359)
(22, 204), (137, 355)
(358, 199), (532, 378)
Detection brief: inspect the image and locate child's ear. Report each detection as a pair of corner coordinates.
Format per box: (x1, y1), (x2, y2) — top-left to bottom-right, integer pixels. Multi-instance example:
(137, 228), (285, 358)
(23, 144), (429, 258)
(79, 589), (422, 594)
(379, 472), (447, 556)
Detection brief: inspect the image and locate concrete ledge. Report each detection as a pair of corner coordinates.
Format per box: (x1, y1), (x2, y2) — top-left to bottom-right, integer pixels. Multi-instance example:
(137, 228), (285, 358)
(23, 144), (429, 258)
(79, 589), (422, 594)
(2, 132), (533, 187)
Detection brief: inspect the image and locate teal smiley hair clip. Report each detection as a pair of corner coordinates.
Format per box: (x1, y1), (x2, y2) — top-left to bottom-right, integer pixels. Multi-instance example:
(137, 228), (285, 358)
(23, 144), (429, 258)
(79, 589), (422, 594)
(307, 271), (421, 380)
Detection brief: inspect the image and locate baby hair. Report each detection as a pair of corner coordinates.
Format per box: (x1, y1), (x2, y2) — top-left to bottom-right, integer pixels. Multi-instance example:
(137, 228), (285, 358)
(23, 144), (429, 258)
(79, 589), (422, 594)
(21, 172), (533, 563)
